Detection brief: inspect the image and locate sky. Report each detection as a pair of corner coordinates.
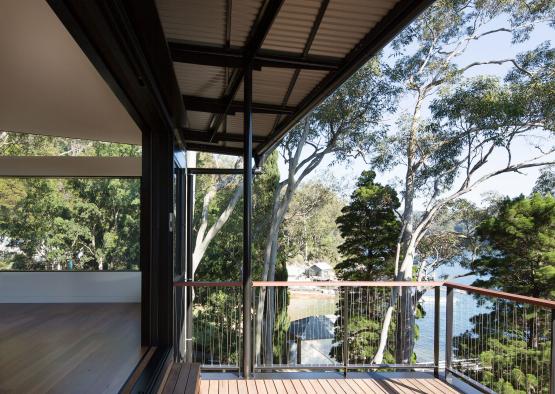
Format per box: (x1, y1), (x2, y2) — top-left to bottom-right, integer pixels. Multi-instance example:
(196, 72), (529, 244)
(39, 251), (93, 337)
(277, 16), (554, 209)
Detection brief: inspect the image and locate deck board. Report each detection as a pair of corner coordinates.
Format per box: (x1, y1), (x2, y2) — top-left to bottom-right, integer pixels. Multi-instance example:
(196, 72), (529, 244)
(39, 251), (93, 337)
(199, 377), (460, 394)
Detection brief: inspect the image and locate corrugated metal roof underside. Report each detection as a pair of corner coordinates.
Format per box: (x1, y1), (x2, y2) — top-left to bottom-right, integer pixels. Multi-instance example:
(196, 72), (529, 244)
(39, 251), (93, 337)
(309, 0), (399, 57)
(157, 0), (227, 45)
(174, 63), (226, 99)
(155, 0), (405, 155)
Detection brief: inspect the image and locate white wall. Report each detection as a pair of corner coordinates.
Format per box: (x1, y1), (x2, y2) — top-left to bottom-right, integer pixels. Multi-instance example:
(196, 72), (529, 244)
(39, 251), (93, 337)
(0, 271), (141, 303)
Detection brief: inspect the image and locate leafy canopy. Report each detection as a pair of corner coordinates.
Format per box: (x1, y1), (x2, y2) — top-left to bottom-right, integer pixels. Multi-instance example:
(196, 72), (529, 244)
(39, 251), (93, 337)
(335, 170), (401, 280)
(471, 193), (555, 298)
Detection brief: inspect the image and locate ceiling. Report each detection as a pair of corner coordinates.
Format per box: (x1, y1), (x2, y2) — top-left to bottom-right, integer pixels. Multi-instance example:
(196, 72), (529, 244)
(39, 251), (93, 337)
(156, 0), (431, 156)
(0, 0), (142, 145)
(0, 0), (430, 153)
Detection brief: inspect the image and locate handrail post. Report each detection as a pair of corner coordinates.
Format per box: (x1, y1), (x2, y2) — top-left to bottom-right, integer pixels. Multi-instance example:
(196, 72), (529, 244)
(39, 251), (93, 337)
(550, 309), (555, 394)
(343, 287), (349, 377)
(445, 286), (454, 382)
(434, 286), (440, 378)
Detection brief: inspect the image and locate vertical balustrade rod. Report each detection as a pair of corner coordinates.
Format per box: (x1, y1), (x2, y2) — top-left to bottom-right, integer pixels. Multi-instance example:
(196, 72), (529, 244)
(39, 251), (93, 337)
(296, 336), (302, 365)
(242, 63), (253, 379)
(343, 287), (349, 377)
(445, 286), (454, 382)
(550, 309), (555, 394)
(434, 286), (440, 378)
(185, 173), (194, 363)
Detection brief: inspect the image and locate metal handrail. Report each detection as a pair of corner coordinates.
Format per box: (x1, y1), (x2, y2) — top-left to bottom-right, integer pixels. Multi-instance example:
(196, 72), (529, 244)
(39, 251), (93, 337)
(444, 281), (555, 309)
(252, 280), (443, 287)
(175, 279), (555, 393)
(173, 281), (242, 287)
(173, 279), (555, 310)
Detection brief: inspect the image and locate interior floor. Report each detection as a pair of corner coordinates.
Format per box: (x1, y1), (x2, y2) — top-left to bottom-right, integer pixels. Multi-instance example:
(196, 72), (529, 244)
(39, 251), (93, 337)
(0, 303), (143, 394)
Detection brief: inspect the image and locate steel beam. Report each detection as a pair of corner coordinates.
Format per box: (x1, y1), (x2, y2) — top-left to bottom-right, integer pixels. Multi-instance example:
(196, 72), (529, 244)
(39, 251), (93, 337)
(188, 168), (258, 175)
(270, 0), (330, 137)
(183, 95), (294, 115)
(208, 0), (285, 141)
(184, 142), (244, 156)
(169, 42), (339, 71)
(182, 128), (266, 144)
(257, 0), (435, 156)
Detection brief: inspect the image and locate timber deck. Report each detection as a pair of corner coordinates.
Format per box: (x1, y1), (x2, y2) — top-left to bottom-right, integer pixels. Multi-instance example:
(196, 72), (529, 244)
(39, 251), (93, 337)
(199, 375), (462, 394)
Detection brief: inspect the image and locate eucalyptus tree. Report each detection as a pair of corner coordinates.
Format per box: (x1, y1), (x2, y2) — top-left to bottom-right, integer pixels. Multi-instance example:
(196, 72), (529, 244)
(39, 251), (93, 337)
(281, 180), (343, 264)
(533, 166), (555, 195)
(369, 0), (555, 363)
(189, 153), (244, 277)
(255, 59), (399, 363)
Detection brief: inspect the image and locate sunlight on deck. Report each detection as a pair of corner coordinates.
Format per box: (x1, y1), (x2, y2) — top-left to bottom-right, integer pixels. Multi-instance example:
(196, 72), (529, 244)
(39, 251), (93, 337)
(200, 377), (461, 394)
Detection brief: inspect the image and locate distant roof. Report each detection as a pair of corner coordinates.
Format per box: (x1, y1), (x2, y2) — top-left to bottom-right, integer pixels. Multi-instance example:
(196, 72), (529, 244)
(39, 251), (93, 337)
(310, 262), (332, 271)
(155, 0), (433, 157)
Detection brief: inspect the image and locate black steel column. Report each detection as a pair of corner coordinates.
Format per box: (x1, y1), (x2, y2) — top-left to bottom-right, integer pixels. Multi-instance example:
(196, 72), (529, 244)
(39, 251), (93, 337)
(433, 286), (440, 378)
(185, 173), (194, 362)
(445, 286), (454, 381)
(242, 63), (253, 379)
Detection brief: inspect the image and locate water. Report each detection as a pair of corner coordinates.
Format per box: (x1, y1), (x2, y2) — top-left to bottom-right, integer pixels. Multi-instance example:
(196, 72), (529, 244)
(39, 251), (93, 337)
(414, 265), (481, 362)
(285, 264), (485, 364)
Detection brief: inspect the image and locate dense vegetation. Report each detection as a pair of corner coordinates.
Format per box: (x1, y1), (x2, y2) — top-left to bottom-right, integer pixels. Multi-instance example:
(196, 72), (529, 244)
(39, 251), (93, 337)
(454, 193), (555, 393)
(0, 132), (140, 271)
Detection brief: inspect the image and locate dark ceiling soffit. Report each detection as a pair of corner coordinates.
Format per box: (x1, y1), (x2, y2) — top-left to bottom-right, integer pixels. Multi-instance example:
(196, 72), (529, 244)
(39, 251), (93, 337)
(183, 95), (294, 115)
(208, 0), (285, 141)
(169, 42), (341, 71)
(47, 0), (186, 147)
(184, 142), (246, 156)
(182, 128), (266, 143)
(256, 0), (436, 157)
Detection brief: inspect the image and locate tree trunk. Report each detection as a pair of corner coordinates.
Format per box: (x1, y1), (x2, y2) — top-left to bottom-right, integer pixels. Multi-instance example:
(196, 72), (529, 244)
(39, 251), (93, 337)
(256, 183), (295, 365)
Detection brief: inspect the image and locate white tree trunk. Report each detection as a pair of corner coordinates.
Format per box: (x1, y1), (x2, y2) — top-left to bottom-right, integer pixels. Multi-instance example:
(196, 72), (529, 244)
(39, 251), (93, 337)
(191, 183), (243, 276)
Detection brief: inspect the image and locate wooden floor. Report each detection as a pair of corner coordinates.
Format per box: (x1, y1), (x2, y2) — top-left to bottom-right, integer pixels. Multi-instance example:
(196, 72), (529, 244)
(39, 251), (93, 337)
(0, 303), (143, 394)
(200, 377), (461, 394)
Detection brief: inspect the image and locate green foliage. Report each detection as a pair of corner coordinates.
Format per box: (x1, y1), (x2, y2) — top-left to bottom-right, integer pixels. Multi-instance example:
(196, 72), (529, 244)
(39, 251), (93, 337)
(330, 172), (402, 363)
(454, 303), (552, 393)
(471, 194), (555, 298)
(454, 194), (555, 393)
(194, 151), (280, 281)
(283, 58), (399, 164)
(534, 166), (555, 195)
(282, 181), (344, 264)
(192, 287), (243, 365)
(0, 132), (140, 270)
(335, 170), (400, 280)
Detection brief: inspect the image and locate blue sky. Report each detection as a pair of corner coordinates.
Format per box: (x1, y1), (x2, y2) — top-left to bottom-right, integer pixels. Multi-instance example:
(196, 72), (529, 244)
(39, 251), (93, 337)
(277, 16), (554, 208)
